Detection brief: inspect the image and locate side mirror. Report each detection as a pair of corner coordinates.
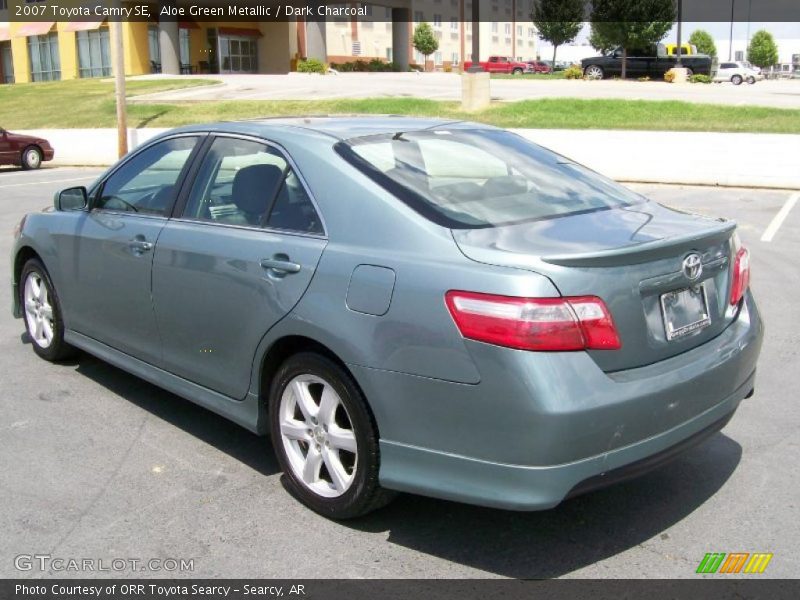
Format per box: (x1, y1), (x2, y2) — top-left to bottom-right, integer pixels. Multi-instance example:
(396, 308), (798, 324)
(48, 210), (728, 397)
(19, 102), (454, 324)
(55, 186), (88, 211)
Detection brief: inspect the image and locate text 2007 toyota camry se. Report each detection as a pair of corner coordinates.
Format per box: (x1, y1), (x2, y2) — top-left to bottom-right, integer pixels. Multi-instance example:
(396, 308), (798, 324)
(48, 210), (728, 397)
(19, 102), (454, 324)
(11, 118), (763, 519)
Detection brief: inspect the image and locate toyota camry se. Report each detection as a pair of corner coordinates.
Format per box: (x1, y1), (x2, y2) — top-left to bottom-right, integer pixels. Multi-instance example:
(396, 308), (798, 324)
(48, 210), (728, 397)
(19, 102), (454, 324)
(11, 118), (763, 518)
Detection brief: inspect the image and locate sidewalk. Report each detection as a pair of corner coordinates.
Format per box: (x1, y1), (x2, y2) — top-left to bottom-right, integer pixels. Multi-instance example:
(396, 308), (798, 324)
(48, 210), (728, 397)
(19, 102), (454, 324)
(18, 127), (800, 190)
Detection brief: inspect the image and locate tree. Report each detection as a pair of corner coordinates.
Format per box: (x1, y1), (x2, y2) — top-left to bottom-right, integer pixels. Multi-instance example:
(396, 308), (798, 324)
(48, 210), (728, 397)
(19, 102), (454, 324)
(412, 22), (439, 70)
(589, 0), (675, 78)
(688, 29), (717, 57)
(747, 29), (779, 68)
(530, 0), (585, 67)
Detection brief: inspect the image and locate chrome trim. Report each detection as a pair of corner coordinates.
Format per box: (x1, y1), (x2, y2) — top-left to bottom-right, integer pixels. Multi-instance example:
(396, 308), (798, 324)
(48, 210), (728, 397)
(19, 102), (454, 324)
(168, 217), (327, 240)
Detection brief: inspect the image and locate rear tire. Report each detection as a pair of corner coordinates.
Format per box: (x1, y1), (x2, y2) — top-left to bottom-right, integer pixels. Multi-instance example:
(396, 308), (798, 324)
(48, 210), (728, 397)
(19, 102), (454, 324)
(20, 259), (77, 362)
(21, 146), (42, 170)
(747, 76), (756, 84)
(732, 74), (743, 85)
(269, 352), (395, 519)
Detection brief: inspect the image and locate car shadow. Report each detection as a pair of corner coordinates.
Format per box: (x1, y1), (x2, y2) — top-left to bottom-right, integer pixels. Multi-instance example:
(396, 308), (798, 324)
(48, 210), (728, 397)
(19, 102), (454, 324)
(72, 354), (280, 477)
(65, 352), (740, 578)
(346, 433), (742, 578)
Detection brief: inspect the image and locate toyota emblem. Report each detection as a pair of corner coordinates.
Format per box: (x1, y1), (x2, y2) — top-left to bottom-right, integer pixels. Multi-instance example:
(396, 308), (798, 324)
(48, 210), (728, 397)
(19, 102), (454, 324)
(682, 253), (703, 281)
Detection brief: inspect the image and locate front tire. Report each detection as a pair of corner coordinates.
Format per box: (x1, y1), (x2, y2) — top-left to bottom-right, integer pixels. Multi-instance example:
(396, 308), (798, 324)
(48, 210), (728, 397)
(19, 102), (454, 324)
(20, 259), (76, 361)
(21, 146), (42, 170)
(269, 352), (395, 519)
(584, 65), (604, 79)
(732, 74), (743, 85)
(512, 68), (523, 75)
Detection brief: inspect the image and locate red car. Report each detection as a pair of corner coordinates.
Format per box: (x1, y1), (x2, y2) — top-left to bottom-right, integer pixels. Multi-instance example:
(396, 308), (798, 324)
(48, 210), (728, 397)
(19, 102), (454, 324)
(463, 56), (530, 75)
(526, 61), (552, 74)
(0, 127), (54, 170)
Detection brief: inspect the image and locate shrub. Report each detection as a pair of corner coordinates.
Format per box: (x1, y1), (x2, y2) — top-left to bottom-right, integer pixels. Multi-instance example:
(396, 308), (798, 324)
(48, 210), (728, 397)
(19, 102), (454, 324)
(297, 58), (327, 74)
(564, 64), (583, 79)
(689, 74), (712, 84)
(637, 75), (651, 82)
(663, 69), (677, 83)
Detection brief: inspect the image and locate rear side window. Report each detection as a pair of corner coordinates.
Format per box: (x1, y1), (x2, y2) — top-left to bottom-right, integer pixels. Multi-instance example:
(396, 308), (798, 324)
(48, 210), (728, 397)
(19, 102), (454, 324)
(182, 137), (322, 234)
(337, 129), (644, 229)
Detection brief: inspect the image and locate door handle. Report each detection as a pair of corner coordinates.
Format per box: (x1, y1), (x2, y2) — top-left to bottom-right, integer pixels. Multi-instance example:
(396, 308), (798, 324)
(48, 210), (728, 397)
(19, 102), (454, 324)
(260, 257), (301, 275)
(129, 237), (153, 254)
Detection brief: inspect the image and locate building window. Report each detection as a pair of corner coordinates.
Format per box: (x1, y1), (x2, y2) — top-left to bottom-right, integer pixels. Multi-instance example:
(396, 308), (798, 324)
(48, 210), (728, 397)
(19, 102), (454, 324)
(735, 50), (744, 61)
(179, 28), (190, 66)
(0, 0), (7, 9)
(77, 28), (111, 78)
(528, 27), (535, 38)
(385, 7), (392, 18)
(414, 10), (423, 22)
(491, 23), (498, 33)
(433, 14), (442, 27)
(450, 19), (458, 31)
(451, 52), (459, 65)
(435, 51), (443, 66)
(386, 47), (393, 61)
(148, 25), (161, 70)
(352, 40), (362, 56)
(517, 25), (523, 37)
(505, 23), (512, 35)
(28, 32), (60, 82)
(219, 36), (258, 74)
(1, 41), (15, 84)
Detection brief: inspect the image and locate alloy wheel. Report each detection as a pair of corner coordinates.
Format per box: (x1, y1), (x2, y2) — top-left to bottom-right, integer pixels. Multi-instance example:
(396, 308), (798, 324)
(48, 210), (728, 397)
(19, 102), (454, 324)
(584, 65), (603, 80)
(279, 374), (358, 498)
(24, 148), (41, 169)
(24, 272), (54, 348)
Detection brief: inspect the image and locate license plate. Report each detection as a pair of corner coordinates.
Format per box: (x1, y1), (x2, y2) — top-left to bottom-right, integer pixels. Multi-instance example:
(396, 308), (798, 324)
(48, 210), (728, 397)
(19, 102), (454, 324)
(660, 285), (711, 341)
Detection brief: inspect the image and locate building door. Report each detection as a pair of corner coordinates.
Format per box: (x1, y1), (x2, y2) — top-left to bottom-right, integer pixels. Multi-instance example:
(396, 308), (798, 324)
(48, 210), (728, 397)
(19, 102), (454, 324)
(1, 42), (14, 84)
(218, 35), (258, 74)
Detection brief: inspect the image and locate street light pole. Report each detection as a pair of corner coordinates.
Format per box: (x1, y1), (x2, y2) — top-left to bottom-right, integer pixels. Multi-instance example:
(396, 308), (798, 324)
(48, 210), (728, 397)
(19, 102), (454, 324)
(675, 0), (683, 67)
(467, 0), (482, 72)
(729, 0), (736, 61)
(112, 18), (128, 159)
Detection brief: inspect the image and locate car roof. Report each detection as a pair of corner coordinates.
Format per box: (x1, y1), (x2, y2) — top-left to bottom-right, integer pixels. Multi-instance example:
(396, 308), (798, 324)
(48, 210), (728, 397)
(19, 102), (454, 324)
(167, 116), (497, 143)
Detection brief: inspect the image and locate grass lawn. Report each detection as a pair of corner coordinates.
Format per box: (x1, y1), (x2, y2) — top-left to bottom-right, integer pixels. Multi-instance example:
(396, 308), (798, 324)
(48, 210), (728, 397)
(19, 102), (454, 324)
(0, 78), (217, 128)
(1, 80), (799, 133)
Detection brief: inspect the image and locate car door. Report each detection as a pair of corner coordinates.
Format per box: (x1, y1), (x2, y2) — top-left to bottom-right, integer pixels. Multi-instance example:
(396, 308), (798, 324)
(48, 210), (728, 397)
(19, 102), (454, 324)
(151, 135), (327, 399)
(0, 129), (13, 163)
(59, 135), (203, 365)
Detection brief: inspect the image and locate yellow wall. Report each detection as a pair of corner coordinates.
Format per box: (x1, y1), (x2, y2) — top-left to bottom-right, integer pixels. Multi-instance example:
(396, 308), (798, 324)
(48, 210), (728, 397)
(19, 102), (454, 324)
(122, 22), (150, 76)
(9, 23), (30, 83)
(55, 25), (78, 80)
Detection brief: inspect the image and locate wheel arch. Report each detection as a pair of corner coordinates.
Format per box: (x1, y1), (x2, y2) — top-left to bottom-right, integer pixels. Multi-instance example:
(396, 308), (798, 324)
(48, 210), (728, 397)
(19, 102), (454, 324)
(257, 334), (382, 436)
(13, 246), (45, 317)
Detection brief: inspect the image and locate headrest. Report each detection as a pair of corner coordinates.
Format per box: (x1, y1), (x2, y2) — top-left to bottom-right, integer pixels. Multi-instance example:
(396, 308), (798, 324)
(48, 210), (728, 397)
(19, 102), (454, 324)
(232, 164), (284, 217)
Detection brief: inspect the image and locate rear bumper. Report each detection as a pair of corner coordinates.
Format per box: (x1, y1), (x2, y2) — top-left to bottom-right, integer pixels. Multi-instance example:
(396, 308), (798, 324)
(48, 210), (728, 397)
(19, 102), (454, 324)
(378, 376), (749, 510)
(352, 291), (762, 510)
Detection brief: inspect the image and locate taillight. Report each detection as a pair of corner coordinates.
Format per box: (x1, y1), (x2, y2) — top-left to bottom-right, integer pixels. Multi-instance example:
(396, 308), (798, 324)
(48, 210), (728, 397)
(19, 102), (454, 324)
(730, 246), (751, 305)
(445, 291), (621, 352)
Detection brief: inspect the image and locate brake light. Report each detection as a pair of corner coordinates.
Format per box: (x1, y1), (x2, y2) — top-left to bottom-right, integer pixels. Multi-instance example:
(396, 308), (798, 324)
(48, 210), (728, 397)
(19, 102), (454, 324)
(729, 246), (751, 305)
(445, 291), (621, 351)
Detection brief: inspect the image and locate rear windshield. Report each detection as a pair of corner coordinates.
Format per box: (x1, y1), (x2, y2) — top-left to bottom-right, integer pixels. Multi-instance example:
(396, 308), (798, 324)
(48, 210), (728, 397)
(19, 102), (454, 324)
(336, 129), (644, 229)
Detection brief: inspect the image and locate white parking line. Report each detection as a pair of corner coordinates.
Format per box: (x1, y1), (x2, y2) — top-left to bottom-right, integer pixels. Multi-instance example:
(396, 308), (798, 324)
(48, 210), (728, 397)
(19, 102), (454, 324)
(761, 192), (799, 242)
(0, 176), (97, 190)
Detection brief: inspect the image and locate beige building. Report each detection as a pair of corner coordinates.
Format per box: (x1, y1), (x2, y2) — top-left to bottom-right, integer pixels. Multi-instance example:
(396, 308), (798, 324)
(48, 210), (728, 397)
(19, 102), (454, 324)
(322, 0), (539, 70)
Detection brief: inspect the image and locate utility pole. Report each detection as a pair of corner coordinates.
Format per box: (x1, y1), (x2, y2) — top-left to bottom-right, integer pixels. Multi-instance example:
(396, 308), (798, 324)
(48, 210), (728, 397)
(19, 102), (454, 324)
(112, 18), (128, 158)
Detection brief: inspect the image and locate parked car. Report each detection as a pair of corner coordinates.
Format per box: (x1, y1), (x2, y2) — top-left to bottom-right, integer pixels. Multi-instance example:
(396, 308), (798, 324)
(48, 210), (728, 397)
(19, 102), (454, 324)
(0, 127), (54, 170)
(12, 118), (763, 519)
(463, 55), (529, 74)
(526, 60), (552, 74)
(582, 43), (713, 79)
(714, 61), (763, 85)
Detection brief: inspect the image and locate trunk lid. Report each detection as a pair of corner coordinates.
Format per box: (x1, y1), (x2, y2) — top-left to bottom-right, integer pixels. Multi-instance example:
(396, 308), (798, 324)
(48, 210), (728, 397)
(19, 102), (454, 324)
(452, 201), (738, 372)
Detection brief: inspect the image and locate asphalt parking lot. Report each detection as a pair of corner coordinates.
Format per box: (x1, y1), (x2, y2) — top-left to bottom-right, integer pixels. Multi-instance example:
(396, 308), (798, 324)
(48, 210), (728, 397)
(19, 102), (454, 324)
(0, 167), (798, 579)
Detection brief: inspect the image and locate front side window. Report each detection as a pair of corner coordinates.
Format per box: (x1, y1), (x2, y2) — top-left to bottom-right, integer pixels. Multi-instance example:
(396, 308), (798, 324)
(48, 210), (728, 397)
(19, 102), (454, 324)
(338, 129), (644, 229)
(96, 137), (199, 215)
(182, 137), (322, 234)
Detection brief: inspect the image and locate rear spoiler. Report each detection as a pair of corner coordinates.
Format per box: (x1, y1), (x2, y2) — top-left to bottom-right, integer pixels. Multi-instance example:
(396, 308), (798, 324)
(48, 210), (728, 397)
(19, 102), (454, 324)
(542, 220), (736, 268)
